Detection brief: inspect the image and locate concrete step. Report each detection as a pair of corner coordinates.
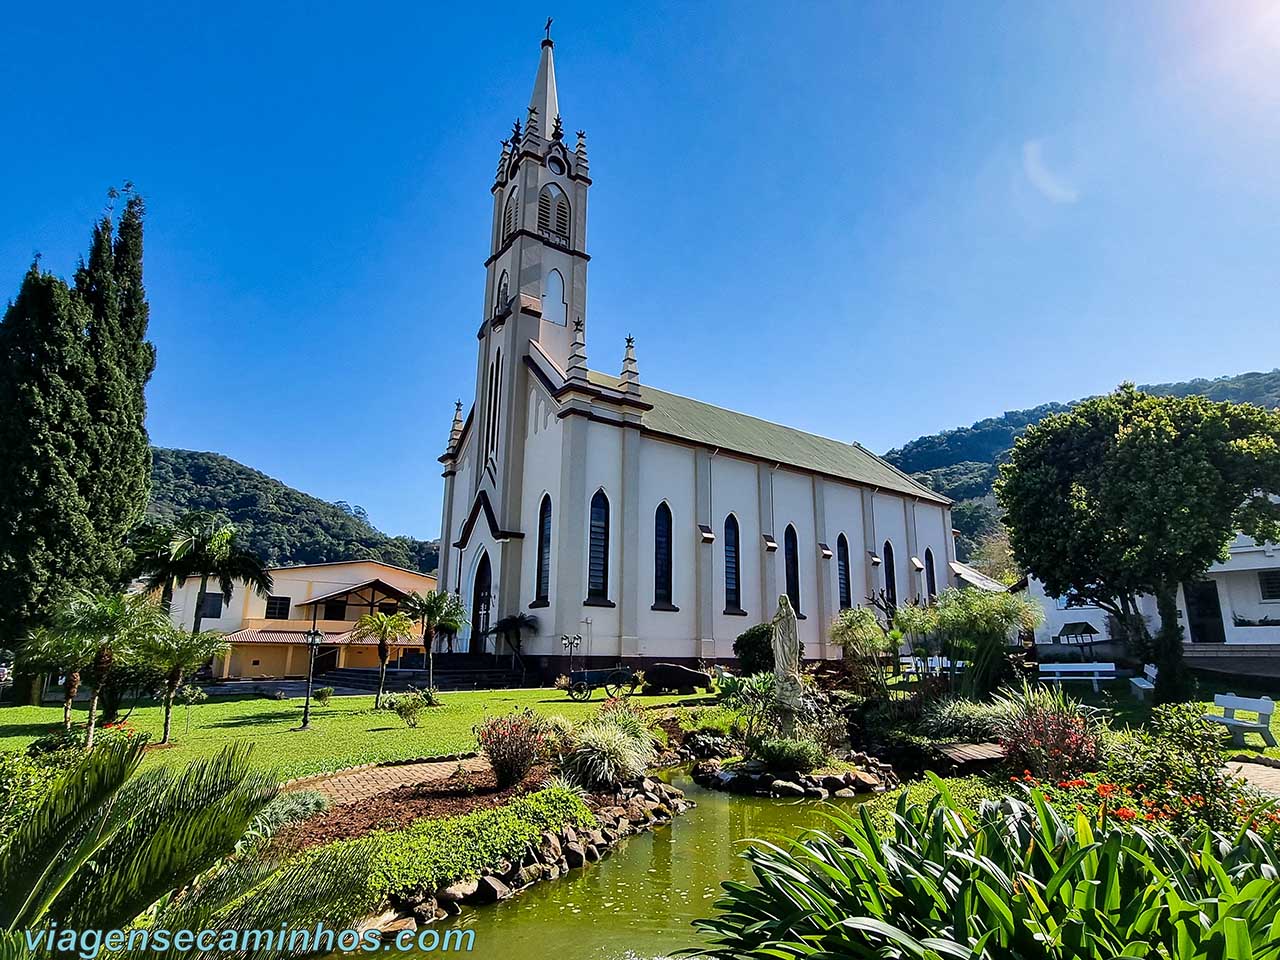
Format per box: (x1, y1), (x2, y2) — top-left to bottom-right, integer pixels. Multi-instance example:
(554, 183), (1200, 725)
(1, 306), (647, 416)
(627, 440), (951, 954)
(321, 666), (535, 692)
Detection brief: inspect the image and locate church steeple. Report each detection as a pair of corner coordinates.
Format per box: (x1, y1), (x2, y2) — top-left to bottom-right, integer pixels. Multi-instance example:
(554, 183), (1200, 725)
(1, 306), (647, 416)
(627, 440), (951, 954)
(530, 23), (560, 138)
(481, 27), (592, 375)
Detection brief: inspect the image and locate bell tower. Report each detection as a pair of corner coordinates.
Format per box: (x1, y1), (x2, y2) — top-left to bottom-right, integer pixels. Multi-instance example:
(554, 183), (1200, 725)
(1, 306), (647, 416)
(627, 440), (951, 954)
(482, 28), (591, 372)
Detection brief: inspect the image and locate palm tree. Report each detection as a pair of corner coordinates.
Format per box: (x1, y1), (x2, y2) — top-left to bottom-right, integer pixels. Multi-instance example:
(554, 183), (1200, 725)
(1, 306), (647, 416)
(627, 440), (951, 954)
(24, 627), (96, 732)
(39, 590), (171, 748)
(0, 738), (372, 956)
(400, 591), (466, 691)
(133, 512), (273, 634)
(348, 611), (416, 708)
(132, 625), (229, 744)
(491, 613), (539, 679)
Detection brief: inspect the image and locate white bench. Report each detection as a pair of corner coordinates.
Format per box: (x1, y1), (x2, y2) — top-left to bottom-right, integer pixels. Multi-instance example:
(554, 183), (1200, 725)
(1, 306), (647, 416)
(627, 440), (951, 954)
(1204, 694), (1277, 748)
(1130, 664), (1158, 701)
(1039, 661), (1116, 692)
(900, 656), (967, 675)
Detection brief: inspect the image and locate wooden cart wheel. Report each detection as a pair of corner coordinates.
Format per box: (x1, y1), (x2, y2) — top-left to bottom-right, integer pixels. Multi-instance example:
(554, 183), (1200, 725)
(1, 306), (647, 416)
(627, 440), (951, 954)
(569, 681), (592, 701)
(603, 670), (631, 698)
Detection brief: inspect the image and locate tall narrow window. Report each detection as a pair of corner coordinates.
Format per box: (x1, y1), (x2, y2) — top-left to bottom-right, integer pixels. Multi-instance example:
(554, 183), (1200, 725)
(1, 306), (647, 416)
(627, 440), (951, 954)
(555, 193), (571, 239)
(535, 495), (552, 603)
(494, 270), (509, 315)
(587, 490), (610, 601)
(654, 502), (673, 607)
(925, 547), (937, 600)
(784, 524), (801, 614)
(484, 351), (503, 461)
(502, 189), (518, 242)
(724, 514), (741, 612)
(836, 534), (852, 609)
(883, 540), (897, 606)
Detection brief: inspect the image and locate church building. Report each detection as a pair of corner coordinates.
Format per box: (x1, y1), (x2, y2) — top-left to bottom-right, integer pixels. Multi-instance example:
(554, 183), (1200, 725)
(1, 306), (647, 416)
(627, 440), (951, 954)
(437, 34), (955, 672)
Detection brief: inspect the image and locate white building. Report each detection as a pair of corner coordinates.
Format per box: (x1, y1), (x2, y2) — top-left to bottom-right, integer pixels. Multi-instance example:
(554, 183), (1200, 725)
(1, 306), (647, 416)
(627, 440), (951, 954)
(164, 559), (437, 679)
(435, 36), (956, 674)
(1016, 534), (1280, 650)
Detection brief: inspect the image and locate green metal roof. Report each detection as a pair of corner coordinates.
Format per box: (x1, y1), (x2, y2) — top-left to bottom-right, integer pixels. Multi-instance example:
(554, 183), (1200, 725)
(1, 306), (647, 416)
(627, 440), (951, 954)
(586, 371), (948, 504)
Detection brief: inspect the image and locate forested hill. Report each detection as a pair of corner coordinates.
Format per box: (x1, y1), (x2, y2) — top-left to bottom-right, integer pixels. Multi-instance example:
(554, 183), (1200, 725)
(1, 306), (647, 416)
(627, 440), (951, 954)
(885, 369), (1280, 558)
(149, 448), (439, 574)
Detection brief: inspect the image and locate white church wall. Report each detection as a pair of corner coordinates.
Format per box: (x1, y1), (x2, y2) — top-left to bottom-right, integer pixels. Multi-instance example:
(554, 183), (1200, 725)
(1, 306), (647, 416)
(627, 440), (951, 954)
(518, 385), (564, 650)
(771, 468), (822, 656)
(873, 493), (911, 602)
(915, 502), (950, 599)
(636, 437), (697, 655)
(710, 454), (763, 658)
(581, 419), (624, 655)
(822, 480), (866, 611)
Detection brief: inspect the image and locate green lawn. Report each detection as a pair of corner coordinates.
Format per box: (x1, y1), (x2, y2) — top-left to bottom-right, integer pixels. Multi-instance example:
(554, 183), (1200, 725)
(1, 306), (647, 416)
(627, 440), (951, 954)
(1079, 674), (1280, 760)
(0, 688), (712, 782)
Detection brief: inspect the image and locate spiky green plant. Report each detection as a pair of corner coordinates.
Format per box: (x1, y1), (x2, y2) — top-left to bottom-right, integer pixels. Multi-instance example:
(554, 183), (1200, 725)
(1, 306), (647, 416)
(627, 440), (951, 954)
(0, 736), (371, 959)
(693, 774), (1280, 960)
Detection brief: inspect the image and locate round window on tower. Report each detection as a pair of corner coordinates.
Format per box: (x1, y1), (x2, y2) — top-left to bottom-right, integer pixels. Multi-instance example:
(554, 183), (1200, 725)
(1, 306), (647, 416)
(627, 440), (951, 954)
(547, 156), (566, 175)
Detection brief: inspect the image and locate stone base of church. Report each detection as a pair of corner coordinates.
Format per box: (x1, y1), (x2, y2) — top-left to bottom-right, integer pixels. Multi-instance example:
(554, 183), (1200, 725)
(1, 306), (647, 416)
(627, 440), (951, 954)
(529, 654), (720, 684)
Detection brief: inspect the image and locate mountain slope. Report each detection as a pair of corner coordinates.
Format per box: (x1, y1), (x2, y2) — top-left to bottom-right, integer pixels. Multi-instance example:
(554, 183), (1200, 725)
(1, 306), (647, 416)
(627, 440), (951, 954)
(149, 447), (438, 573)
(885, 369), (1280, 558)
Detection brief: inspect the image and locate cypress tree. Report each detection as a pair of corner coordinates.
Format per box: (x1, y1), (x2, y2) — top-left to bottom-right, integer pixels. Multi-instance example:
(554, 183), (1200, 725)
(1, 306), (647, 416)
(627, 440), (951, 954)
(73, 190), (156, 588)
(0, 264), (100, 650)
(0, 191), (155, 665)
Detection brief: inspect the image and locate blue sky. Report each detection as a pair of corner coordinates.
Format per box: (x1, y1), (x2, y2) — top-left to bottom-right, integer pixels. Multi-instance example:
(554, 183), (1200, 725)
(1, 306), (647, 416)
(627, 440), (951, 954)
(3, 2), (1278, 539)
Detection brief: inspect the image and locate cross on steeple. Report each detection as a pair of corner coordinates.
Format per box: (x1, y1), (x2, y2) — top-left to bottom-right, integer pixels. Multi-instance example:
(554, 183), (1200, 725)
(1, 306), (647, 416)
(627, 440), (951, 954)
(544, 17), (553, 40)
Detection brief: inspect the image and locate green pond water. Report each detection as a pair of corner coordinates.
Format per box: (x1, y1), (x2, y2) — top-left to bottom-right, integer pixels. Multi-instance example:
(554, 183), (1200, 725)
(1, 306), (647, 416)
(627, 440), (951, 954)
(415, 772), (873, 960)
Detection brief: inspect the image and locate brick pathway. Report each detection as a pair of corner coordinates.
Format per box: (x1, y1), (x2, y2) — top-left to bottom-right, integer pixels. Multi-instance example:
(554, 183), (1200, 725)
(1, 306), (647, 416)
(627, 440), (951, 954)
(1226, 760), (1280, 796)
(287, 755), (490, 805)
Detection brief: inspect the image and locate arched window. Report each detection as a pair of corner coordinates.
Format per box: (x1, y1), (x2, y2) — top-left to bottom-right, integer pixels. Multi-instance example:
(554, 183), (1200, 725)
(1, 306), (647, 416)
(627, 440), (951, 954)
(537, 184), (570, 244)
(724, 514), (741, 612)
(784, 524), (801, 614)
(925, 547), (937, 601)
(883, 540), (897, 606)
(587, 490), (610, 601)
(535, 495), (552, 603)
(502, 189), (518, 242)
(494, 270), (509, 316)
(836, 534), (852, 609)
(654, 502), (673, 607)
(542, 268), (567, 326)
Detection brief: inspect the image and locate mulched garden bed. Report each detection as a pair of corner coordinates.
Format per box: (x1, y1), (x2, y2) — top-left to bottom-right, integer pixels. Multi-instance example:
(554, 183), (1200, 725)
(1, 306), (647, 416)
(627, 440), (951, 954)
(280, 762), (553, 851)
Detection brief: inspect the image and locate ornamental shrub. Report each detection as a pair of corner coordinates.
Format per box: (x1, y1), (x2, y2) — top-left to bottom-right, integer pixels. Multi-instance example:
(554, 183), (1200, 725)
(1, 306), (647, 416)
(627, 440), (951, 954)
(918, 696), (1009, 741)
(992, 681), (1100, 779)
(695, 775), (1280, 960)
(0, 750), (61, 833)
(340, 786), (595, 902)
(312, 686), (334, 706)
(386, 691), (429, 728)
(475, 708), (546, 787)
(754, 737), (826, 774)
(563, 723), (651, 788)
(732, 623), (776, 675)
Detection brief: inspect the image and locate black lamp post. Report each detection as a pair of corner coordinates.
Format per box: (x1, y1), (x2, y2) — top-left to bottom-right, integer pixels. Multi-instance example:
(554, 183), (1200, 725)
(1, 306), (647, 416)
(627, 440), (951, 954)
(298, 625), (324, 730)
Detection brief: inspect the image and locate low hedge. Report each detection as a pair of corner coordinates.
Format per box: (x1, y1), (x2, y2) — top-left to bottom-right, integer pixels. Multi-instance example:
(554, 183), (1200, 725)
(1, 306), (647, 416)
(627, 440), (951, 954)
(861, 774), (1005, 831)
(322, 786), (596, 905)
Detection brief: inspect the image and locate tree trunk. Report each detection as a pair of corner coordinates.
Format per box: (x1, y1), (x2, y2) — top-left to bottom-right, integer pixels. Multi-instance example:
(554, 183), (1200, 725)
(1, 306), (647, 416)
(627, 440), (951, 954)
(161, 667), (182, 744)
(192, 573), (210, 634)
(423, 624), (436, 691)
(86, 689), (99, 749)
(63, 670), (80, 730)
(1153, 585), (1191, 703)
(376, 641), (388, 709)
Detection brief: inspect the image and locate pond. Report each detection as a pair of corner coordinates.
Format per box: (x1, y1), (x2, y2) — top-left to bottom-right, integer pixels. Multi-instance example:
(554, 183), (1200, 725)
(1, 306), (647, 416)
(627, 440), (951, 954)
(413, 771), (874, 960)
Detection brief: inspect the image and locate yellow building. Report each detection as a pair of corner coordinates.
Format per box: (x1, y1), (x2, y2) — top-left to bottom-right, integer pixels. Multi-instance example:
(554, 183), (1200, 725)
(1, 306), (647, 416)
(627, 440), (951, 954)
(164, 560), (437, 680)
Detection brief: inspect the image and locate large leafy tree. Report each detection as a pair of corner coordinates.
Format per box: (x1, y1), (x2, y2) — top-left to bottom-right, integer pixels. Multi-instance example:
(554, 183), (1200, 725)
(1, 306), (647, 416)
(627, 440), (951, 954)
(400, 591), (466, 691)
(132, 626), (229, 743)
(132, 511), (273, 634)
(348, 611), (416, 707)
(997, 385), (1280, 702)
